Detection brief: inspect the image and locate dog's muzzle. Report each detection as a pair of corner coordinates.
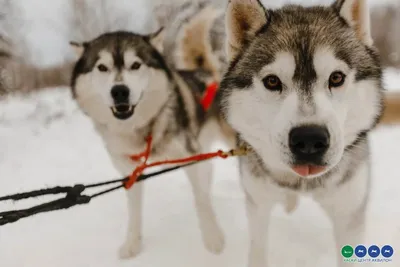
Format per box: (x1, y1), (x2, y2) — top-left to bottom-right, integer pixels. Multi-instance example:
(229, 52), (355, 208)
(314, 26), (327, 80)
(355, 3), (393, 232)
(288, 125), (330, 177)
(110, 85), (135, 120)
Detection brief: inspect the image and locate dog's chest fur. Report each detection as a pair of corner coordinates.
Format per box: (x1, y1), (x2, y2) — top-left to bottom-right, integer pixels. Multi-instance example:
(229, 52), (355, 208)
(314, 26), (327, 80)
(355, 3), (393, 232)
(97, 125), (149, 155)
(95, 118), (198, 163)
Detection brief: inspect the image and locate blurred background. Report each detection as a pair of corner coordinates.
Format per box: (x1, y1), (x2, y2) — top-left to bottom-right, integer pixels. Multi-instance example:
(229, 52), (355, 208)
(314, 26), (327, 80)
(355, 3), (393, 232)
(0, 0), (399, 266)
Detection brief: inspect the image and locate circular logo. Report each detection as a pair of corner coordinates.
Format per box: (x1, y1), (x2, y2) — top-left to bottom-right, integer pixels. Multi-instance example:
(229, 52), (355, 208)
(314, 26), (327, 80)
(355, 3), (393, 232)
(342, 245), (354, 258)
(368, 245), (381, 258)
(355, 245), (367, 258)
(381, 245), (394, 258)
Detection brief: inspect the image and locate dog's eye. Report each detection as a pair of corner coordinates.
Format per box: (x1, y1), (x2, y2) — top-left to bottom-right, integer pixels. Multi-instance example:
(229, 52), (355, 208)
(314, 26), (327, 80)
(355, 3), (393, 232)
(97, 64), (108, 72)
(263, 75), (282, 92)
(329, 71), (346, 88)
(130, 62), (141, 70)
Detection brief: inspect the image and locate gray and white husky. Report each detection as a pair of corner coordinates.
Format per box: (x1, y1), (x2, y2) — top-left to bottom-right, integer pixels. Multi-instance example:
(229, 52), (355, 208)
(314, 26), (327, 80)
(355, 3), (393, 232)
(219, 0), (383, 266)
(70, 30), (226, 258)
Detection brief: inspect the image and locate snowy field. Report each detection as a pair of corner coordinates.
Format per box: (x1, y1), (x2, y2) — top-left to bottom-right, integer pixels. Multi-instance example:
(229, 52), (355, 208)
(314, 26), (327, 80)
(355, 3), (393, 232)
(1, 0), (400, 267)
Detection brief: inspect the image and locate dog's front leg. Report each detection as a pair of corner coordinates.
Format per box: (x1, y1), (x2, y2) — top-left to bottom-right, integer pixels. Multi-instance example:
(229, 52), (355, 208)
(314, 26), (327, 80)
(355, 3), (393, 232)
(315, 165), (370, 267)
(241, 168), (275, 267)
(179, 122), (226, 254)
(333, 213), (366, 267)
(183, 160), (225, 254)
(324, 205), (367, 267)
(119, 181), (144, 259)
(109, 155), (143, 259)
(245, 188), (273, 267)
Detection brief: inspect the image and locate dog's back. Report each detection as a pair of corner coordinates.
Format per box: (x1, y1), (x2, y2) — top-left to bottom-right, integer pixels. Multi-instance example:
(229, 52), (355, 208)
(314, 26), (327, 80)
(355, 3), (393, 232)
(154, 1), (226, 80)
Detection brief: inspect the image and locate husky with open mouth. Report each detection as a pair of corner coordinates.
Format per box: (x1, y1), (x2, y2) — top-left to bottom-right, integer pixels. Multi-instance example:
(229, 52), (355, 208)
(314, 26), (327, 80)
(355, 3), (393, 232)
(219, 0), (384, 266)
(70, 30), (225, 259)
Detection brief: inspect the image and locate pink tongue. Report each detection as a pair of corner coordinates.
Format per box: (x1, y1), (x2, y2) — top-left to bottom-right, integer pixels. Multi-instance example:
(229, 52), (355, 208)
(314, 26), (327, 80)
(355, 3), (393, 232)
(292, 165), (326, 177)
(292, 165), (310, 176)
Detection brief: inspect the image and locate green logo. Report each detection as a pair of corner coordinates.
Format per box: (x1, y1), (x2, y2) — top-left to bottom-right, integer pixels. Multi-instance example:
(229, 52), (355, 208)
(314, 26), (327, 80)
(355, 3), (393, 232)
(341, 245), (354, 258)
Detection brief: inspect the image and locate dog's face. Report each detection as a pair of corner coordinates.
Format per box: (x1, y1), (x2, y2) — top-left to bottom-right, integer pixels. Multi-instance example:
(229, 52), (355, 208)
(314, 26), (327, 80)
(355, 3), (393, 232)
(221, 0), (383, 178)
(71, 30), (170, 124)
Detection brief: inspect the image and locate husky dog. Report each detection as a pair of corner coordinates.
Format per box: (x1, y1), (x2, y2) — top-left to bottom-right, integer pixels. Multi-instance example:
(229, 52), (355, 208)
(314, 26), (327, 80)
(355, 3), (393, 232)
(219, 0), (383, 266)
(70, 30), (226, 258)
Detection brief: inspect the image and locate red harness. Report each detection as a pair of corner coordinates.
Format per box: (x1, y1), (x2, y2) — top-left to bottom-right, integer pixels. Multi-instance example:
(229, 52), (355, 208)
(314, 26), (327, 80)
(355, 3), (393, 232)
(200, 82), (219, 111)
(124, 81), (221, 189)
(125, 135), (230, 189)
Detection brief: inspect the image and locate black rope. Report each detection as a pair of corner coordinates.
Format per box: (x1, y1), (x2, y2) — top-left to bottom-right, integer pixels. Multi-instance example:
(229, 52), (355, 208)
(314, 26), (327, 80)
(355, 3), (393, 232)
(136, 161), (196, 182)
(0, 186), (74, 201)
(90, 185), (124, 199)
(0, 161), (197, 226)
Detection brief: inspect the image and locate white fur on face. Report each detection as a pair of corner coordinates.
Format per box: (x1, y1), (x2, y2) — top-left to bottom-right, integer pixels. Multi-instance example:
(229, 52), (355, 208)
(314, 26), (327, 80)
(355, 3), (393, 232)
(226, 52), (298, 173)
(74, 49), (169, 129)
(226, 48), (379, 177)
(122, 50), (151, 104)
(88, 50), (150, 106)
(313, 47), (380, 163)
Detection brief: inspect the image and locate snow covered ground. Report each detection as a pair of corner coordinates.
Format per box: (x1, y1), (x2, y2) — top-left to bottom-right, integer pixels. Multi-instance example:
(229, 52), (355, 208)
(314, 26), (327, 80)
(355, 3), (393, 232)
(1, 0), (400, 266)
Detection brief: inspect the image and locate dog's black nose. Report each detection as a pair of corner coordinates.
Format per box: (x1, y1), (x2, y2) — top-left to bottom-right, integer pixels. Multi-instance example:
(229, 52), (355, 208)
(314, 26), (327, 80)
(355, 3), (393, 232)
(289, 125), (330, 160)
(111, 85), (130, 103)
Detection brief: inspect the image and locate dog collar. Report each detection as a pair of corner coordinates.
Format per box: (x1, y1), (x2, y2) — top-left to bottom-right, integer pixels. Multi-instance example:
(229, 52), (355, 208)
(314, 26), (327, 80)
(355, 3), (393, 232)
(201, 82), (218, 111)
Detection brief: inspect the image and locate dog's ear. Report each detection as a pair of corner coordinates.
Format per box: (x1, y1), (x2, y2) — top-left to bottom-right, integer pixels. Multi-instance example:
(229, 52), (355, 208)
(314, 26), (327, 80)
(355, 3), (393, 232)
(333, 0), (373, 46)
(147, 27), (165, 54)
(225, 0), (269, 60)
(69, 41), (87, 58)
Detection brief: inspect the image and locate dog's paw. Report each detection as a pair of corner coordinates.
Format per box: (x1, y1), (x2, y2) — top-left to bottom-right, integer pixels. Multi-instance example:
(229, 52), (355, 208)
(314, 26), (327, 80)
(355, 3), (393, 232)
(203, 230), (225, 254)
(118, 238), (142, 259)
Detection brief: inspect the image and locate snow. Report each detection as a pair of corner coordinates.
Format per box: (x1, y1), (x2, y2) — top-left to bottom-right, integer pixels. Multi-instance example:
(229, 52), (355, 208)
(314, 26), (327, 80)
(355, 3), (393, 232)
(1, 0), (400, 266)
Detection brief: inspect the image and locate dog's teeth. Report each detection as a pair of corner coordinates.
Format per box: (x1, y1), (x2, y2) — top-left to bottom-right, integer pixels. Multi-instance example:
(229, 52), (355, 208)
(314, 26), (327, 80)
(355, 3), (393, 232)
(128, 106), (133, 112)
(111, 107), (117, 113)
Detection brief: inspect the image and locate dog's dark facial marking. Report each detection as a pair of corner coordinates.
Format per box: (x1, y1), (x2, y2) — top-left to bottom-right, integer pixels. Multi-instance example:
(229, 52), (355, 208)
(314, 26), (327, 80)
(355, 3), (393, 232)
(292, 39), (317, 93)
(71, 31), (173, 96)
(221, 5), (382, 95)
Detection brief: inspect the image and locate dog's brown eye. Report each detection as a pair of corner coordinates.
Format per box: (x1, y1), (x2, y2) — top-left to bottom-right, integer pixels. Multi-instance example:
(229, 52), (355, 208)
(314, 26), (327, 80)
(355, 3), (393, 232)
(97, 64), (108, 72)
(130, 62), (141, 70)
(263, 75), (282, 92)
(329, 71), (346, 88)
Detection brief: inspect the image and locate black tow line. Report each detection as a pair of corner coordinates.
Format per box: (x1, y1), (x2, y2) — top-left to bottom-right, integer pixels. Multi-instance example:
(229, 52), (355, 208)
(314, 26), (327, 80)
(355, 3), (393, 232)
(0, 162), (196, 226)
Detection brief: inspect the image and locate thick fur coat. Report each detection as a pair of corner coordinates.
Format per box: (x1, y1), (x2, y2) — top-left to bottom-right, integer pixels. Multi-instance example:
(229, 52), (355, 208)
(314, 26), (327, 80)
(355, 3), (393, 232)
(70, 30), (226, 259)
(219, 0), (384, 266)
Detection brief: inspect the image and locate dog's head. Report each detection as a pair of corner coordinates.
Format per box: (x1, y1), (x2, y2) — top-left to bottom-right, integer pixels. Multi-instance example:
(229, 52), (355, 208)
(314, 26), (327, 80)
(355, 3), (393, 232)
(70, 30), (170, 125)
(220, 0), (383, 178)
